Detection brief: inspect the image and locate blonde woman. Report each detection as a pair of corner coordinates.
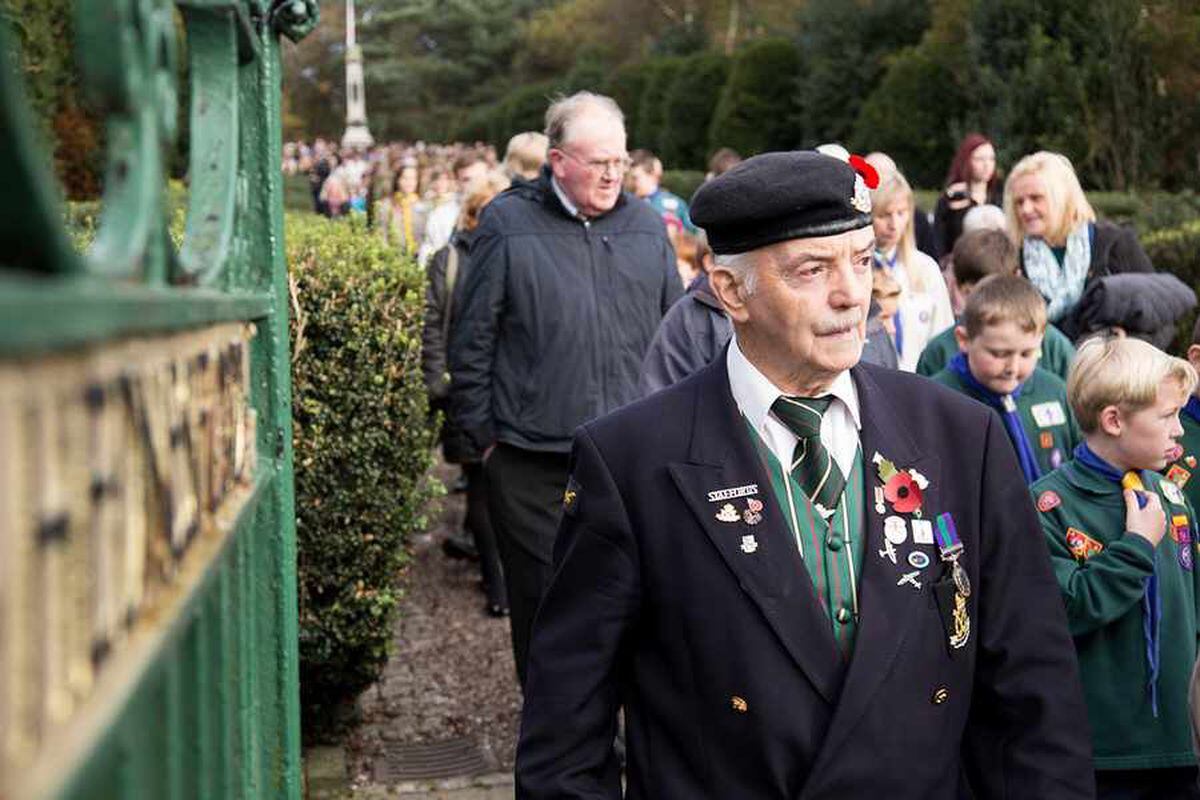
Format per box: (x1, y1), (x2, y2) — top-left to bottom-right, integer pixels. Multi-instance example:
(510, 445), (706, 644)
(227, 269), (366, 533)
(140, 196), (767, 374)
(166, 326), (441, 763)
(871, 170), (954, 371)
(1006, 152), (1152, 328)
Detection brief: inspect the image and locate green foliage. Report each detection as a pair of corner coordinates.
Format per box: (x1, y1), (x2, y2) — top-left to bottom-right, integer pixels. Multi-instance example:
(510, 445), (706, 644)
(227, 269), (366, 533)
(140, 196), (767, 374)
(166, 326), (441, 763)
(288, 213), (438, 738)
(604, 61), (649, 144)
(661, 170), (706, 203)
(709, 37), (801, 156)
(792, 0), (932, 148)
(634, 57), (686, 152)
(659, 52), (730, 170)
(1143, 220), (1200, 355)
(1089, 192), (1200, 235)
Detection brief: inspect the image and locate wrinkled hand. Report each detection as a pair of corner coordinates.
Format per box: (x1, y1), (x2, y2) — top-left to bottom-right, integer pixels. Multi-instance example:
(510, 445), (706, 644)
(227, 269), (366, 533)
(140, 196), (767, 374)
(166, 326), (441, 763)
(1125, 488), (1166, 546)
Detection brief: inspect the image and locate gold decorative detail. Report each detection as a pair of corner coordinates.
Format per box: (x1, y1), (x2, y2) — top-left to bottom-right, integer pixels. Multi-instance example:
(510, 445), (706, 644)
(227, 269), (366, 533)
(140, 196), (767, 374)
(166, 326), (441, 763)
(931, 687), (949, 705)
(731, 696), (748, 713)
(949, 592), (970, 649)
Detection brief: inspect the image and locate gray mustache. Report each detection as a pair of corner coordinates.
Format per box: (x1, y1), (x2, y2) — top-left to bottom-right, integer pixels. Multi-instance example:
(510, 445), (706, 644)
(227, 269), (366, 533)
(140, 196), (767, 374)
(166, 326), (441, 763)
(812, 310), (864, 335)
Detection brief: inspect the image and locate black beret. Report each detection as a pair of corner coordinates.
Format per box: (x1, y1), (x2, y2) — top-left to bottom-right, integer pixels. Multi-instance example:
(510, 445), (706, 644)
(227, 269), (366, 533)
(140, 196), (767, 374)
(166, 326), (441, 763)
(690, 151), (875, 255)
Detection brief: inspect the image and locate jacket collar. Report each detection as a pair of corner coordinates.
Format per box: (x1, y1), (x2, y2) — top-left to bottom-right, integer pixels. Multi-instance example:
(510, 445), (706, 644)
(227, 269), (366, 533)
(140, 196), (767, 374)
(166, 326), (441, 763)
(537, 163), (627, 222)
(688, 271), (725, 312)
(1061, 457), (1122, 496)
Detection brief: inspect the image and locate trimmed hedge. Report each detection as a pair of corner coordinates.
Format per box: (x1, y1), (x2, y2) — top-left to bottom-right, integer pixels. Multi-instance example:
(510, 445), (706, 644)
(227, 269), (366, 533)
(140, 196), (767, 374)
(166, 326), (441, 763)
(659, 52), (730, 171)
(1143, 219), (1200, 355)
(709, 38), (801, 156)
(661, 170), (705, 205)
(289, 213), (438, 739)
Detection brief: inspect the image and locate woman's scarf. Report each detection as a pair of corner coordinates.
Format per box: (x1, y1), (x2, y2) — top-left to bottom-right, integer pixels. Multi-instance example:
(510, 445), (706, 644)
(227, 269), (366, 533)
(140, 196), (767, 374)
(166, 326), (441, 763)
(1023, 222), (1092, 323)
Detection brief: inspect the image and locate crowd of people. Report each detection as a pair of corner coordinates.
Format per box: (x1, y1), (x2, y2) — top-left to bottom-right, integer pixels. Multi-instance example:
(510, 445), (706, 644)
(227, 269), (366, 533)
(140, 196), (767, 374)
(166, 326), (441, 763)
(290, 91), (1200, 797)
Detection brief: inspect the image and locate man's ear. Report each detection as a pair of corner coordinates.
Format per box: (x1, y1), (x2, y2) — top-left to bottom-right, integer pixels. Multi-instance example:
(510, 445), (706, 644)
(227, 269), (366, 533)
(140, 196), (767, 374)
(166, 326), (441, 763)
(709, 266), (751, 324)
(953, 325), (970, 353)
(1097, 404), (1123, 438)
(1187, 343), (1200, 374)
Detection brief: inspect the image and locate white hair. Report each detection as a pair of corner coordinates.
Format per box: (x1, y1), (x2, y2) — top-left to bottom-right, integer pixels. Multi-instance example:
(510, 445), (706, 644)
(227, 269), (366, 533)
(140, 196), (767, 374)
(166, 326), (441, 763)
(962, 203), (1007, 235)
(714, 251), (759, 296)
(544, 92), (625, 150)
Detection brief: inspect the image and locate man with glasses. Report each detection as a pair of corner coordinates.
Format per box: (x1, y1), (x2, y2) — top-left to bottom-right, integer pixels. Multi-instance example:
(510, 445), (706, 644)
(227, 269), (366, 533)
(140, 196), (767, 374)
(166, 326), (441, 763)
(450, 91), (681, 685)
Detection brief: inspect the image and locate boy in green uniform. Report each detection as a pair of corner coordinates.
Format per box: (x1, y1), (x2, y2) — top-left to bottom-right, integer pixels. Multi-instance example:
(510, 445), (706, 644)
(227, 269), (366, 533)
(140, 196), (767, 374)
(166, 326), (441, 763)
(1031, 336), (1200, 799)
(1164, 318), (1200, 513)
(930, 275), (1079, 482)
(916, 229), (1075, 380)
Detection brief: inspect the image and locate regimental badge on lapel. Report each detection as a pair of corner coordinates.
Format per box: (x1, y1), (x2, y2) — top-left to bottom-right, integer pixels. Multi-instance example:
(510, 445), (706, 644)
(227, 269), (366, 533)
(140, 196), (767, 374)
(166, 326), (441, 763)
(1066, 527), (1104, 561)
(563, 476), (581, 516)
(716, 503), (741, 523)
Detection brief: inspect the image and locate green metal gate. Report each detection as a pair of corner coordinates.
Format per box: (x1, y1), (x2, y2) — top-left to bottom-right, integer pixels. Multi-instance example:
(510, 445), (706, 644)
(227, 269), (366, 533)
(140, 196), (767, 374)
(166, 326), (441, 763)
(0, 1), (317, 797)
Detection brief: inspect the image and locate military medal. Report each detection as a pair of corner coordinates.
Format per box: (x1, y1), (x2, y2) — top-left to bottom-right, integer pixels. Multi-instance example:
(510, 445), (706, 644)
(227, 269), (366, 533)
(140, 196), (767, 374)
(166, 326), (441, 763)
(740, 534), (759, 554)
(908, 550), (931, 569)
(932, 512), (971, 652)
(716, 503), (740, 523)
(878, 539), (898, 564)
(884, 515), (907, 544)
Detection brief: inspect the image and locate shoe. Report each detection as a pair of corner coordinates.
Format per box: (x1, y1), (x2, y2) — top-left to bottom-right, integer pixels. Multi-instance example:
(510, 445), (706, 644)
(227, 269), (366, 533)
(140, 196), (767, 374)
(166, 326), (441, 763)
(486, 603), (510, 618)
(441, 532), (479, 560)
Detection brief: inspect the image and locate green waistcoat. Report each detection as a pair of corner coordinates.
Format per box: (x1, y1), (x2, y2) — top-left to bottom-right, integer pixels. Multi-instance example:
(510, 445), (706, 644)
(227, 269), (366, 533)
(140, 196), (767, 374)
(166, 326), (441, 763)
(930, 366), (1079, 478)
(1164, 404), (1200, 514)
(915, 322), (1076, 381)
(745, 420), (866, 657)
(1030, 459), (1200, 769)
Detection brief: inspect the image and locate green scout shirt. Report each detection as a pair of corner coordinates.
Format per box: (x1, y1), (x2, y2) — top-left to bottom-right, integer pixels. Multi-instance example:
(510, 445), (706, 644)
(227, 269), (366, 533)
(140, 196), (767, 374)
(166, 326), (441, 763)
(1031, 460), (1200, 769)
(915, 322), (1076, 381)
(929, 366), (1080, 477)
(1163, 400), (1200, 514)
(745, 420), (866, 658)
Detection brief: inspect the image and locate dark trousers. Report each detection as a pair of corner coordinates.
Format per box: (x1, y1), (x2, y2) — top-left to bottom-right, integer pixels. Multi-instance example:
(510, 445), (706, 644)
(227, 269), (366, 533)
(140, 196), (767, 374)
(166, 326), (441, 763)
(1096, 767), (1200, 800)
(485, 442), (570, 687)
(463, 462), (506, 609)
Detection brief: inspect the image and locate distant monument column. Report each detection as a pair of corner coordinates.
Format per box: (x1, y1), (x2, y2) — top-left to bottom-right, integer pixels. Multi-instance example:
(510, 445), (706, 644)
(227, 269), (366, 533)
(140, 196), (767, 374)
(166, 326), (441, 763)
(340, 0), (374, 150)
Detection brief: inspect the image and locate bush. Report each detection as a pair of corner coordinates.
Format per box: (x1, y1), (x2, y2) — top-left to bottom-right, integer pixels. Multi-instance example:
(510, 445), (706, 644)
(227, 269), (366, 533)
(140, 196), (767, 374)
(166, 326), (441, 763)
(605, 61), (649, 145)
(659, 52), (730, 171)
(289, 214), (439, 739)
(709, 38), (801, 157)
(1143, 219), (1200, 355)
(635, 57), (686, 152)
(1088, 191), (1200, 236)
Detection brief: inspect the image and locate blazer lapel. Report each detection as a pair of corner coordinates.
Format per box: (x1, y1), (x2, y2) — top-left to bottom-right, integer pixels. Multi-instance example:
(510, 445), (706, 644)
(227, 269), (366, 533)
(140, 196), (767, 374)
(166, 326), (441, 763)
(809, 364), (941, 772)
(669, 356), (843, 704)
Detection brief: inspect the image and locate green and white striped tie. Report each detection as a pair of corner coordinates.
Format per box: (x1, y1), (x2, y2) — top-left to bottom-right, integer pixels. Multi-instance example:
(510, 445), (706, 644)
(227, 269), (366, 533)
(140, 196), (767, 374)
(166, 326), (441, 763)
(771, 395), (846, 520)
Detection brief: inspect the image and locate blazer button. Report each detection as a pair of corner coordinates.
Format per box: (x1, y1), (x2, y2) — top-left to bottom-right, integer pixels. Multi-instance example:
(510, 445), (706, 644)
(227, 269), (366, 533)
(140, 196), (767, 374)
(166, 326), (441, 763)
(932, 687), (950, 705)
(731, 696), (748, 713)
(835, 606), (853, 624)
(825, 533), (843, 552)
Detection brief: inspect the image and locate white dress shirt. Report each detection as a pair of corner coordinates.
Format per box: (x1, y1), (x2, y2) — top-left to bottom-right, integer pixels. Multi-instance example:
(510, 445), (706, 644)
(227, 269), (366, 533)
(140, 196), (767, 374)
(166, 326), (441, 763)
(726, 336), (862, 476)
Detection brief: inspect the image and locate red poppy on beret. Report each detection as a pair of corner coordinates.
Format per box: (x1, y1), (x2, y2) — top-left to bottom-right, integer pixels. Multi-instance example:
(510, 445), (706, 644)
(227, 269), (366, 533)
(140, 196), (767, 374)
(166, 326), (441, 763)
(848, 154), (879, 190)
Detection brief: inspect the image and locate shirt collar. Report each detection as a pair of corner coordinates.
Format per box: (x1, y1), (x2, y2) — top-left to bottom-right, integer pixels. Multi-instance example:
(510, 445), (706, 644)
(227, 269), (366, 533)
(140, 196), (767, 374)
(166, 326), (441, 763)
(550, 176), (584, 221)
(726, 336), (861, 432)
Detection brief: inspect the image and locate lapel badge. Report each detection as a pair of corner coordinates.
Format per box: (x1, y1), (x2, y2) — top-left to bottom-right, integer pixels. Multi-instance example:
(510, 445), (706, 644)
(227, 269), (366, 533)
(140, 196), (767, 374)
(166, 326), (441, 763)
(878, 539), (898, 564)
(908, 551), (931, 569)
(873, 485), (886, 515)
(1039, 431), (1054, 449)
(873, 452), (926, 516)
(911, 518), (934, 545)
(563, 476), (581, 516)
(708, 483), (759, 503)
(1036, 490), (1061, 513)
(884, 515), (907, 544)
(1187, 455), (1197, 468)
(897, 570), (921, 590)
(740, 534), (759, 554)
(716, 503), (741, 523)
(744, 497), (765, 524)
(1172, 515), (1193, 571)
(1167, 464), (1191, 489)
(731, 695), (748, 713)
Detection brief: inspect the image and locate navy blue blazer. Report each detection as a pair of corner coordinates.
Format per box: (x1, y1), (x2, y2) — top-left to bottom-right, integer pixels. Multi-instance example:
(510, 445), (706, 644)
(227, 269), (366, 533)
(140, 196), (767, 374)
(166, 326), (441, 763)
(516, 354), (1094, 799)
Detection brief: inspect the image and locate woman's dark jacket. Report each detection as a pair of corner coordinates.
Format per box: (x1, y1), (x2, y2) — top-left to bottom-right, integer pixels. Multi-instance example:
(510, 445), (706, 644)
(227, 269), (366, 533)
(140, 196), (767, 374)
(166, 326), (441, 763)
(422, 230), (478, 462)
(932, 183), (1004, 258)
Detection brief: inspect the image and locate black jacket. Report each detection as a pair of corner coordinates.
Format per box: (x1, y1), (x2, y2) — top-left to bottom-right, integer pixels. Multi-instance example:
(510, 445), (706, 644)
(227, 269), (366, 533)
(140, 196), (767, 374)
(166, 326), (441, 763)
(422, 230), (477, 463)
(1068, 271), (1197, 349)
(517, 355), (1094, 799)
(450, 167), (681, 453)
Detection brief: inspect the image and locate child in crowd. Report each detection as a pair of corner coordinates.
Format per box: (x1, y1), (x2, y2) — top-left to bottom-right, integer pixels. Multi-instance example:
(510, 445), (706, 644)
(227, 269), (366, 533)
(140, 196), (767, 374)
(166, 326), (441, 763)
(871, 265), (903, 341)
(870, 170), (954, 371)
(1031, 337), (1200, 799)
(1165, 318), (1200, 513)
(930, 275), (1079, 482)
(918, 229), (1076, 380)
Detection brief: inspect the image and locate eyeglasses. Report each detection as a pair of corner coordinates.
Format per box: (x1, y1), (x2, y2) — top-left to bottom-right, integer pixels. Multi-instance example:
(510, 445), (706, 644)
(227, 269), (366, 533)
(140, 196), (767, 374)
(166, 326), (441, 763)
(556, 148), (632, 177)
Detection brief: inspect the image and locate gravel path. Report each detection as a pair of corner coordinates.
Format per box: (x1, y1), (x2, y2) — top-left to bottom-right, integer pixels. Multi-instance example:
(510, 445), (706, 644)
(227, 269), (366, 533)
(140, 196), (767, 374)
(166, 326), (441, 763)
(344, 460), (521, 793)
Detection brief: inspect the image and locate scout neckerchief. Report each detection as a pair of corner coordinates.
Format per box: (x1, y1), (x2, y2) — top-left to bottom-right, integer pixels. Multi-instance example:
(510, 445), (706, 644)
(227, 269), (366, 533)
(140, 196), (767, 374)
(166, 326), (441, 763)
(1072, 441), (1162, 716)
(948, 352), (1041, 484)
(1023, 222), (1092, 323)
(873, 250), (904, 357)
(770, 396), (846, 520)
(1184, 396), (1200, 426)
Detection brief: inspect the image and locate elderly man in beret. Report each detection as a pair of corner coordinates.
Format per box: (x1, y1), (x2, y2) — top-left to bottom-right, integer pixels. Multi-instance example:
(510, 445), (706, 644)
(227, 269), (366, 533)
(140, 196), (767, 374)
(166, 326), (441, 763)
(515, 151), (1094, 798)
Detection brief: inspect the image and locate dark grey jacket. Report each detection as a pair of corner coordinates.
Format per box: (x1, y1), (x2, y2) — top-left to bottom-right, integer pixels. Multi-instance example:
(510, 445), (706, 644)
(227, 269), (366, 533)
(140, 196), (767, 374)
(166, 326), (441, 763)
(639, 274), (898, 396)
(450, 167), (681, 453)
